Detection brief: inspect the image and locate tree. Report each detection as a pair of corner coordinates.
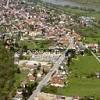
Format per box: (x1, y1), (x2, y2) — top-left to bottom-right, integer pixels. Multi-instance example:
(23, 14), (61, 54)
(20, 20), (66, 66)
(23, 45), (28, 52)
(37, 63), (41, 70)
(0, 42), (16, 99)
(17, 67), (21, 73)
(33, 69), (37, 78)
(22, 82), (38, 99)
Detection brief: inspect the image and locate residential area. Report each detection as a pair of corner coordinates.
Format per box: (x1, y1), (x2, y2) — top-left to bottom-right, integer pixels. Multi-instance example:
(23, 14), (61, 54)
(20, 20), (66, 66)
(0, 0), (100, 100)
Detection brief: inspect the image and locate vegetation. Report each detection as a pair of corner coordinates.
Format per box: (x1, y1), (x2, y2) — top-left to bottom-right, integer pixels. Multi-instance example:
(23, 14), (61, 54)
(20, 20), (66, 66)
(19, 40), (53, 50)
(42, 86), (58, 94)
(70, 54), (100, 77)
(22, 81), (38, 100)
(75, 26), (100, 43)
(41, 2), (100, 43)
(62, 8), (100, 43)
(42, 54), (100, 98)
(14, 70), (29, 88)
(42, 0), (100, 20)
(70, 0), (100, 4)
(0, 42), (16, 99)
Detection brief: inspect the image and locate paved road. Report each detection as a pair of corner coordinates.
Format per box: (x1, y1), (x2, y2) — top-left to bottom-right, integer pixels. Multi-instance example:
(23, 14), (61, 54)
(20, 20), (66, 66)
(89, 50), (100, 64)
(28, 50), (68, 100)
(6, 0), (10, 8)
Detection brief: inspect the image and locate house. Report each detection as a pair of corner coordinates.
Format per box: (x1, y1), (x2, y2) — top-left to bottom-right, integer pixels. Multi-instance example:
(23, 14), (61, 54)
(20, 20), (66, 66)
(25, 61), (39, 69)
(12, 89), (23, 100)
(27, 73), (35, 82)
(50, 75), (65, 87)
(85, 43), (99, 52)
(20, 80), (27, 88)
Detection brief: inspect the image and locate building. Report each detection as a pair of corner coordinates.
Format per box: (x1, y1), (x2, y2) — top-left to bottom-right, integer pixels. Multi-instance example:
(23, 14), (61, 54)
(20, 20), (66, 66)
(50, 75), (65, 87)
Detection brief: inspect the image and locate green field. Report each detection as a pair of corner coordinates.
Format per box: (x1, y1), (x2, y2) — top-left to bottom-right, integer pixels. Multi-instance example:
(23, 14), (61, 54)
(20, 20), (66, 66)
(57, 78), (100, 98)
(59, 55), (100, 97)
(14, 70), (29, 88)
(70, 0), (100, 4)
(75, 26), (100, 43)
(42, 55), (100, 98)
(19, 40), (52, 50)
(70, 55), (100, 76)
(62, 6), (100, 20)
(57, 55), (100, 98)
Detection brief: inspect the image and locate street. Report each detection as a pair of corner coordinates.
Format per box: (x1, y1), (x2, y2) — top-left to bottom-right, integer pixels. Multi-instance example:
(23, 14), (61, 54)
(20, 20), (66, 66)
(28, 49), (68, 100)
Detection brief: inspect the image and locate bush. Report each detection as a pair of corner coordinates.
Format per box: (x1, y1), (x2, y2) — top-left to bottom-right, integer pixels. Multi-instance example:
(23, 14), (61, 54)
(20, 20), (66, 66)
(84, 49), (92, 56)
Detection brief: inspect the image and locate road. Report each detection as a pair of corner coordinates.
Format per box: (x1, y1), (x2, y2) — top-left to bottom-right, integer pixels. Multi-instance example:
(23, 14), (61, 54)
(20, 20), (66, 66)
(89, 49), (100, 64)
(28, 50), (68, 100)
(28, 37), (74, 100)
(6, 0), (10, 8)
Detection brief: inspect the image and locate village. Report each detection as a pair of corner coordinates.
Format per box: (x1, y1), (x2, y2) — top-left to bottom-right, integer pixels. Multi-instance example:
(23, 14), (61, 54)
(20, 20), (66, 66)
(0, 0), (100, 100)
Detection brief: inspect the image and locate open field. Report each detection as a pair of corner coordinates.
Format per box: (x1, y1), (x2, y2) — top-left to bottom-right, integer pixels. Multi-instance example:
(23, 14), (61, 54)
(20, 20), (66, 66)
(57, 78), (100, 98)
(42, 55), (100, 98)
(19, 40), (52, 50)
(62, 6), (100, 20)
(14, 70), (29, 88)
(70, 55), (100, 76)
(57, 55), (100, 98)
(70, 0), (100, 4)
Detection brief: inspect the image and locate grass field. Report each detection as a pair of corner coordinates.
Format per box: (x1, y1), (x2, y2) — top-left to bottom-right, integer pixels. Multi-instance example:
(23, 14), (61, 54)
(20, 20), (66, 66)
(57, 78), (100, 98)
(70, 0), (100, 4)
(70, 55), (100, 75)
(58, 55), (100, 98)
(14, 70), (29, 88)
(62, 6), (100, 20)
(42, 55), (100, 98)
(19, 40), (52, 50)
(75, 26), (100, 43)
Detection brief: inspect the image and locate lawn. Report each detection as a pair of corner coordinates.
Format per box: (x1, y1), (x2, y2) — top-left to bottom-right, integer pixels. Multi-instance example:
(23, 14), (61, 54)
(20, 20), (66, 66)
(62, 6), (100, 20)
(70, 0), (100, 4)
(70, 55), (100, 75)
(19, 40), (52, 50)
(84, 37), (100, 43)
(42, 55), (100, 98)
(75, 27), (100, 43)
(14, 70), (29, 88)
(57, 78), (100, 98)
(58, 55), (100, 98)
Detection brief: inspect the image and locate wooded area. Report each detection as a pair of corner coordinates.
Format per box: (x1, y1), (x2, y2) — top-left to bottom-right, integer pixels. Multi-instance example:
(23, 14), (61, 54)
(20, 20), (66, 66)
(0, 42), (16, 99)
